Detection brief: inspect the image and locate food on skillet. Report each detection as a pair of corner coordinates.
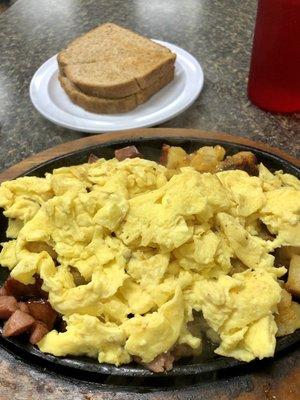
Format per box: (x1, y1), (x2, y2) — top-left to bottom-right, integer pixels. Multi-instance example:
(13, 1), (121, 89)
(0, 144), (299, 373)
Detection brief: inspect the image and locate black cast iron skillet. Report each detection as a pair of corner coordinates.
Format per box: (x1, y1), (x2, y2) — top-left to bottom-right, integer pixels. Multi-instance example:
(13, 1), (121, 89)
(0, 129), (299, 379)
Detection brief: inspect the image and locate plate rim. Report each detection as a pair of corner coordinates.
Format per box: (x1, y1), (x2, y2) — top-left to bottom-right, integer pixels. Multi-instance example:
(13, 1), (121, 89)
(29, 40), (204, 133)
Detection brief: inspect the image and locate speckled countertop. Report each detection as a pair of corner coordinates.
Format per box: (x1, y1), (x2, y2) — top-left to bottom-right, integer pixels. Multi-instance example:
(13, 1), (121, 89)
(0, 0), (299, 399)
(0, 0), (299, 172)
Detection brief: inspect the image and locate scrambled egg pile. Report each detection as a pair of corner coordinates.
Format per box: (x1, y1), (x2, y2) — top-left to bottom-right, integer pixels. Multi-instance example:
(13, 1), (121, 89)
(0, 155), (299, 365)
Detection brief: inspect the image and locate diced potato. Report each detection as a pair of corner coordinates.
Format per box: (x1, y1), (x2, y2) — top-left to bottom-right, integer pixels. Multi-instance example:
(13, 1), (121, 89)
(160, 145), (226, 174)
(160, 145), (189, 170)
(277, 246), (300, 267)
(285, 254), (300, 298)
(190, 145), (225, 173)
(275, 289), (300, 336)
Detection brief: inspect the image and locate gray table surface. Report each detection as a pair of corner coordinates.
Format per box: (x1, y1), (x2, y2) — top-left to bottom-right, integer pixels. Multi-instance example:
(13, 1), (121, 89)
(0, 1), (299, 399)
(0, 0), (299, 174)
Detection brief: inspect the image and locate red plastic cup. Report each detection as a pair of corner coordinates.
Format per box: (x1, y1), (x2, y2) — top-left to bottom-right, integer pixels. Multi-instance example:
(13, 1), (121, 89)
(248, 0), (300, 113)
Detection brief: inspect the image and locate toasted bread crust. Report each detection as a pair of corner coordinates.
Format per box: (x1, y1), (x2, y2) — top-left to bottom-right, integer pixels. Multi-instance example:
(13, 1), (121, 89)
(58, 23), (174, 65)
(64, 56), (175, 99)
(57, 23), (176, 99)
(136, 68), (174, 104)
(59, 68), (174, 114)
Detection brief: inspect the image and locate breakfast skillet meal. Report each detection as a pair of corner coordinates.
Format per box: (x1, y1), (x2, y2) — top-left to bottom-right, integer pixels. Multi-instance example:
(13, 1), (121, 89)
(0, 144), (299, 373)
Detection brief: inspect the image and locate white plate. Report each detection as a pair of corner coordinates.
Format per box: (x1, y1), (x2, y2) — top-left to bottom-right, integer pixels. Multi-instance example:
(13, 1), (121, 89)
(29, 40), (204, 133)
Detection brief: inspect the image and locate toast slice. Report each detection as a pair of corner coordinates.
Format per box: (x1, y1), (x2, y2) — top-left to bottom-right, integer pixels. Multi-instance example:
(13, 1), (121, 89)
(63, 55), (174, 99)
(58, 23), (176, 99)
(59, 67), (174, 114)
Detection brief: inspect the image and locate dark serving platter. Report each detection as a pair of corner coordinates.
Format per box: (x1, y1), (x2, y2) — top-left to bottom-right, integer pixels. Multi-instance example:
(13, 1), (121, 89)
(0, 129), (299, 381)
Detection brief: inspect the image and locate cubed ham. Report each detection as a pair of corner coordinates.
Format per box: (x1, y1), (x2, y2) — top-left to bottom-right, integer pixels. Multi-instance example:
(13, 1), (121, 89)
(27, 300), (57, 330)
(114, 146), (142, 161)
(18, 302), (30, 314)
(0, 296), (18, 319)
(29, 321), (49, 345)
(87, 153), (99, 163)
(4, 277), (47, 299)
(217, 151), (258, 176)
(135, 351), (175, 373)
(172, 343), (201, 360)
(0, 287), (9, 296)
(159, 144), (171, 165)
(2, 310), (35, 337)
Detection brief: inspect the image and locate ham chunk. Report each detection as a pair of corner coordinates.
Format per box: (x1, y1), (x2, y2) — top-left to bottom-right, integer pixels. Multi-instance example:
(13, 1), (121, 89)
(172, 343), (202, 360)
(0, 296), (18, 319)
(159, 144), (171, 165)
(114, 146), (142, 161)
(18, 302), (30, 314)
(4, 277), (47, 299)
(29, 321), (49, 345)
(0, 287), (9, 296)
(145, 352), (175, 373)
(87, 153), (99, 163)
(217, 151), (258, 176)
(2, 310), (35, 337)
(27, 300), (57, 330)
(135, 351), (175, 373)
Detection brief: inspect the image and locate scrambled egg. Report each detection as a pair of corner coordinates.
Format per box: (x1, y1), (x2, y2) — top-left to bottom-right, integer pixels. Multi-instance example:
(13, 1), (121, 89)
(0, 154), (299, 366)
